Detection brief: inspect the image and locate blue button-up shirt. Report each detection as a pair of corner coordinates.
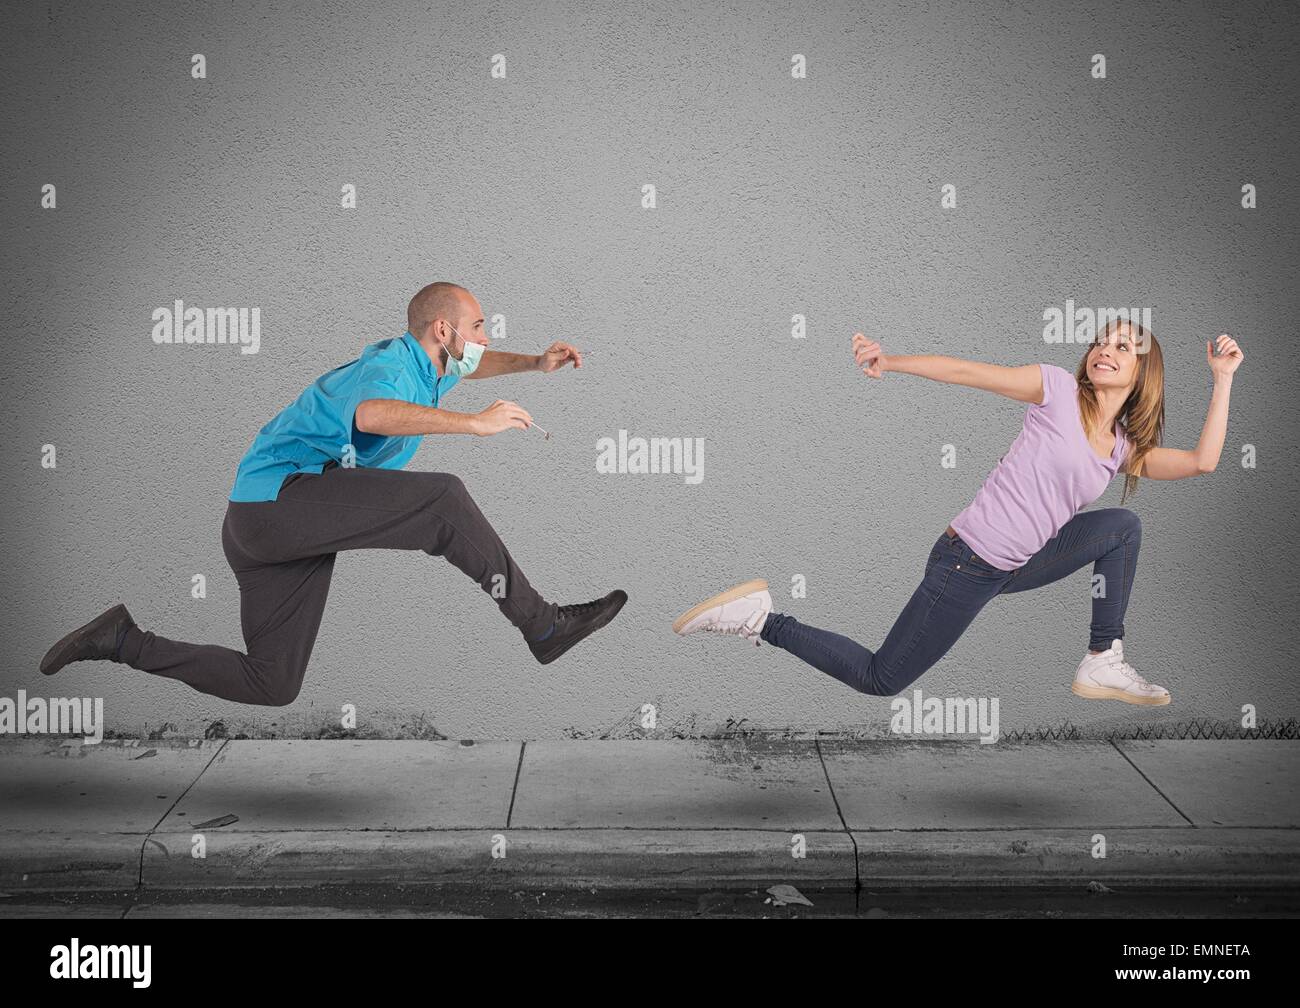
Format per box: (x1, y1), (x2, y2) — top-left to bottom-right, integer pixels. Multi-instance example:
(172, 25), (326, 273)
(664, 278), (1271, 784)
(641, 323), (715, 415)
(229, 332), (460, 502)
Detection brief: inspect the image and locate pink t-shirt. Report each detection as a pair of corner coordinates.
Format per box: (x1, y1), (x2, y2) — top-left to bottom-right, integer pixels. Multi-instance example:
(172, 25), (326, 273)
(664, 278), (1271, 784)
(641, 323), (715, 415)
(949, 363), (1130, 570)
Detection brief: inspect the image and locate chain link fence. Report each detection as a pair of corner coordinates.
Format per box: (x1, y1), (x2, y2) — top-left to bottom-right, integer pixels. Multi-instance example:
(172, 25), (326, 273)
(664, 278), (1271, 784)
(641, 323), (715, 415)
(997, 718), (1300, 741)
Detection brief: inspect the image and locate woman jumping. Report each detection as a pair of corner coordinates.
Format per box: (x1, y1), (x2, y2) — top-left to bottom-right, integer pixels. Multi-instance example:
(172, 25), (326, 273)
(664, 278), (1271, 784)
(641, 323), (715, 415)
(672, 319), (1244, 705)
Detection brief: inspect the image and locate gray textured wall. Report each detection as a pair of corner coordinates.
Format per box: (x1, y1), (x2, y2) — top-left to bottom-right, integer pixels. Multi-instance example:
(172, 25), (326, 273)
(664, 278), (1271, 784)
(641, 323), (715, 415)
(2, 0), (1297, 739)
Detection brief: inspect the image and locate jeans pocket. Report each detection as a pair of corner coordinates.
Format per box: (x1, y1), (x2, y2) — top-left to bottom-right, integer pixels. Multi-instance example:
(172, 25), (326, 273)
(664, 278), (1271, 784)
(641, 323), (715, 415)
(963, 551), (1006, 578)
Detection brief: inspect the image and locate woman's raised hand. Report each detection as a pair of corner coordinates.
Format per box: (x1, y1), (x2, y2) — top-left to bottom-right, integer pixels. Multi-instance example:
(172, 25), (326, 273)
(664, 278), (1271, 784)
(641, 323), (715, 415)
(853, 332), (887, 378)
(1208, 333), (1244, 381)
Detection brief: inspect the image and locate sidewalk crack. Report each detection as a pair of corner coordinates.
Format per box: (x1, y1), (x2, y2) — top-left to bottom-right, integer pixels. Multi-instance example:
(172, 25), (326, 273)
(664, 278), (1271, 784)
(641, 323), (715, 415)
(1110, 738), (1195, 825)
(506, 741), (526, 829)
(814, 734), (860, 900)
(136, 739), (230, 887)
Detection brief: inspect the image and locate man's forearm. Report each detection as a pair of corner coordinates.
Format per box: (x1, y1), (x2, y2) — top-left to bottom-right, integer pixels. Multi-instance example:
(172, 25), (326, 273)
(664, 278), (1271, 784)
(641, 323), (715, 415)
(355, 399), (481, 436)
(463, 349), (541, 379)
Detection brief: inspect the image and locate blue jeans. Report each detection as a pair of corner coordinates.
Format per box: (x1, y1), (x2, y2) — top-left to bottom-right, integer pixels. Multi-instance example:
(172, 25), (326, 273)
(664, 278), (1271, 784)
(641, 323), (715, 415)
(760, 507), (1141, 696)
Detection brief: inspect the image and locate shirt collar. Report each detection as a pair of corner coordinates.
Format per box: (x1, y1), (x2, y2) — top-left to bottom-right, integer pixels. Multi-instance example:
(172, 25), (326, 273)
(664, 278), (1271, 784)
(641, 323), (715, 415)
(401, 331), (439, 387)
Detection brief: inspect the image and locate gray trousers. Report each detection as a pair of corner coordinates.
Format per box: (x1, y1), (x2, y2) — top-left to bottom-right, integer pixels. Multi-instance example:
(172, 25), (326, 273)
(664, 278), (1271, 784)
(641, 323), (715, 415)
(117, 466), (558, 705)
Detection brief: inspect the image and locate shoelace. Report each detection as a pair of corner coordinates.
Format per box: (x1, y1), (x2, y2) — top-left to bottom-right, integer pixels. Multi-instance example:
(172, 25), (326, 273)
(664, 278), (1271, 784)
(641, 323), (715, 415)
(1108, 653), (1155, 689)
(701, 608), (765, 645)
(558, 599), (604, 618)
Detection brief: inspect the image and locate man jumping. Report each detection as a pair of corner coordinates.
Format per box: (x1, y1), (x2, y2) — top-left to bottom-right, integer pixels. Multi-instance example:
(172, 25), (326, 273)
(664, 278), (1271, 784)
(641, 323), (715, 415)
(39, 282), (627, 705)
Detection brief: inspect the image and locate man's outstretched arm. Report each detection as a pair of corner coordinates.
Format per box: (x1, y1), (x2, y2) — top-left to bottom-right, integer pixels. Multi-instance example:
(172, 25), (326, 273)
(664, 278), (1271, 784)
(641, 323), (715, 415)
(354, 399), (533, 436)
(464, 341), (583, 379)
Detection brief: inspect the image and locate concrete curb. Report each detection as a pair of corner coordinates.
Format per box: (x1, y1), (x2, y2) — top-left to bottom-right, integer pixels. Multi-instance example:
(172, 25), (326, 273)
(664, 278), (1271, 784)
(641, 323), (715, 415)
(139, 829), (857, 890)
(0, 831), (141, 890)
(851, 828), (1300, 888)
(4, 827), (1298, 892)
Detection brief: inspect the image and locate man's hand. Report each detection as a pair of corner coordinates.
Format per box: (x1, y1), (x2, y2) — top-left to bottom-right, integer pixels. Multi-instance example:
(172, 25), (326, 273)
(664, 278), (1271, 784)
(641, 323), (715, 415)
(473, 399), (533, 436)
(538, 341), (583, 373)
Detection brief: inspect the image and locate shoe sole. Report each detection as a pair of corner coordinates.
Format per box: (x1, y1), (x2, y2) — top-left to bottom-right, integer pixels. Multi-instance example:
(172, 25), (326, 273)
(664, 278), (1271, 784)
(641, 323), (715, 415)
(535, 591), (628, 665)
(672, 579), (769, 635)
(1071, 681), (1171, 706)
(39, 604), (129, 676)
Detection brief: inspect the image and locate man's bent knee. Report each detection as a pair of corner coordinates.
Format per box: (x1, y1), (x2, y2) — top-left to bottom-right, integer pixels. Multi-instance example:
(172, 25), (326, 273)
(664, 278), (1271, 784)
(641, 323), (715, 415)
(260, 682), (303, 707)
(427, 472), (471, 506)
(248, 661), (305, 707)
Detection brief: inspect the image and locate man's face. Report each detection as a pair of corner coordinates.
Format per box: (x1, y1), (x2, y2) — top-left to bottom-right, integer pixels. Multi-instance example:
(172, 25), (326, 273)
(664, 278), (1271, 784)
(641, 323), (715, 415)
(443, 293), (488, 359)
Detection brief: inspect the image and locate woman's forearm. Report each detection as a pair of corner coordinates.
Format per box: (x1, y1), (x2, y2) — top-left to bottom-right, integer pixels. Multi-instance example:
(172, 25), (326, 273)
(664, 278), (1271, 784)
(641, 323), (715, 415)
(1194, 375), (1233, 472)
(886, 354), (971, 384)
(883, 354), (1044, 403)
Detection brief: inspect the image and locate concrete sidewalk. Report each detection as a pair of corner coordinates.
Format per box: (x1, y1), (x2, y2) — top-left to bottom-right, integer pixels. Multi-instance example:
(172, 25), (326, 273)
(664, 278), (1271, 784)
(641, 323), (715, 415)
(1, 737), (1297, 894)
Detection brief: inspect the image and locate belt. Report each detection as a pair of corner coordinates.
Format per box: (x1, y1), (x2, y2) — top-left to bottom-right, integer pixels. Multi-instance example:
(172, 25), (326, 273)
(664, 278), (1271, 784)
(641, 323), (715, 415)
(945, 525), (957, 538)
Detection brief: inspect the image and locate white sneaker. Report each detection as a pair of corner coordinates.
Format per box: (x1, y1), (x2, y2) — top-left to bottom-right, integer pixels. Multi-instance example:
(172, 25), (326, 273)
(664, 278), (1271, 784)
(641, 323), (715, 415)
(1071, 639), (1170, 705)
(672, 579), (772, 645)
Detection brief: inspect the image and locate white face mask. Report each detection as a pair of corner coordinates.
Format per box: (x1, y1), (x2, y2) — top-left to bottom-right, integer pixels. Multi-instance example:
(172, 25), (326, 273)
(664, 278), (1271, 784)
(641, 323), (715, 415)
(443, 322), (484, 377)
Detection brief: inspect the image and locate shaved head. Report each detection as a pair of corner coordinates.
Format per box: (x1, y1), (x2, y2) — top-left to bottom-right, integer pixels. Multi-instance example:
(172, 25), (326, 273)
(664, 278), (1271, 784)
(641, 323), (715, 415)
(407, 281), (473, 337)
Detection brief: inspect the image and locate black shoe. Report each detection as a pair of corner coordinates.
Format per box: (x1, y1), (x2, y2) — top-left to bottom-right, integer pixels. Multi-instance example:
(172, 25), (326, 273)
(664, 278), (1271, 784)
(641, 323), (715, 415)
(527, 590), (628, 665)
(39, 604), (136, 676)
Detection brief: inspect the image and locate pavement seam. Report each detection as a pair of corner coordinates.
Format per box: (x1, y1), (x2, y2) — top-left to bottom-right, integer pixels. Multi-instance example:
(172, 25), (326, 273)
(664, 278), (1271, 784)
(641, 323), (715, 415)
(506, 741), (526, 829)
(1109, 738), (1195, 826)
(9, 824), (1285, 837)
(136, 739), (230, 887)
(124, 826), (858, 834)
(814, 735), (860, 900)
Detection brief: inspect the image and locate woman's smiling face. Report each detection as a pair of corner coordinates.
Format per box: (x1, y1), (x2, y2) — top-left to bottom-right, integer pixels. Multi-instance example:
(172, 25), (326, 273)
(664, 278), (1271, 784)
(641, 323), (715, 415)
(1087, 322), (1141, 390)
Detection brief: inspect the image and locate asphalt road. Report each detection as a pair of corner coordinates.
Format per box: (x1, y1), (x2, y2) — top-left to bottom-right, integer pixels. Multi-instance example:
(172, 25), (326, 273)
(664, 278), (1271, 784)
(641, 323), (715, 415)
(3, 884), (1298, 919)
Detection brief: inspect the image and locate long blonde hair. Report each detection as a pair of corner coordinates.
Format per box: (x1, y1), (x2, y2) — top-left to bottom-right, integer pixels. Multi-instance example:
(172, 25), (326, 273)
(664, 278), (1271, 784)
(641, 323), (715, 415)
(1075, 318), (1165, 502)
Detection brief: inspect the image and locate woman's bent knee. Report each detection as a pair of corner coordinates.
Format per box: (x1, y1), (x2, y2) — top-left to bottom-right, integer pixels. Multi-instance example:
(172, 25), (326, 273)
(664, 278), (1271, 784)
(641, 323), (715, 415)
(1097, 507), (1141, 540)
